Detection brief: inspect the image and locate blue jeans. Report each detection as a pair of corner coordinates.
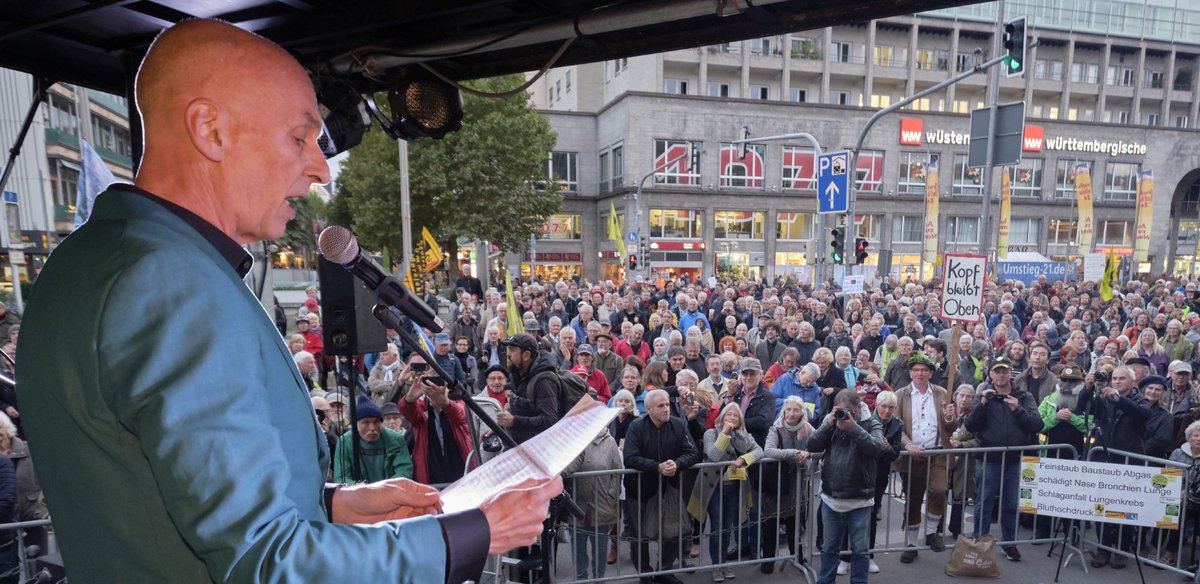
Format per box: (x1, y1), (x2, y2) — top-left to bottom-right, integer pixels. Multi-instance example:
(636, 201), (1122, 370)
(818, 503), (871, 584)
(708, 483), (741, 564)
(571, 524), (610, 580)
(974, 459), (1020, 543)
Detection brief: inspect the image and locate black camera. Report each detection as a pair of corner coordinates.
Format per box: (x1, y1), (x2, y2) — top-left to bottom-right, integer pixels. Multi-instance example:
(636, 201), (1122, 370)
(423, 375), (448, 387)
(1094, 371), (1110, 384)
(986, 391), (1008, 402)
(833, 408), (850, 421)
(411, 363), (429, 373)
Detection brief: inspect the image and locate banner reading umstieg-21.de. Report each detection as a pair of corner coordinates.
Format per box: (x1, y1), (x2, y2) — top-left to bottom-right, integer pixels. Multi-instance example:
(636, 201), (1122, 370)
(1017, 456), (1183, 529)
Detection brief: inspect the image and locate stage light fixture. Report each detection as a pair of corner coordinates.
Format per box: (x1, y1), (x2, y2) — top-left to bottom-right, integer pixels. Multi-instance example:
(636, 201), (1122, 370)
(315, 83), (370, 158)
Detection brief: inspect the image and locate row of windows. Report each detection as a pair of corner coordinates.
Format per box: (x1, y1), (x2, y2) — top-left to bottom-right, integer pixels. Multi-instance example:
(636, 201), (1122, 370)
(603, 207), (1134, 248)
(548, 141), (1147, 201)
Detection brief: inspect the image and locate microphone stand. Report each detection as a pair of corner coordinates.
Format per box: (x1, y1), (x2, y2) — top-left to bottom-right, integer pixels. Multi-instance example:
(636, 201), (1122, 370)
(372, 306), (582, 584)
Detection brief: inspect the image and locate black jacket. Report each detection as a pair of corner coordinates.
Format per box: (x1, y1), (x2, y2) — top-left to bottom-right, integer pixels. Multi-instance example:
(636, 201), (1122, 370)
(807, 415), (887, 500)
(727, 386), (777, 447)
(507, 352), (561, 443)
(791, 339), (822, 366)
(816, 365), (848, 421)
(964, 384), (1042, 464)
(622, 416), (701, 501)
(1077, 387), (1153, 458)
(1144, 406), (1175, 460)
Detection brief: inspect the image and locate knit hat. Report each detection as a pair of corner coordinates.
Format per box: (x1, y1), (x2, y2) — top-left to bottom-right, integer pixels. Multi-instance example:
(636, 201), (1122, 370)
(354, 397), (384, 422)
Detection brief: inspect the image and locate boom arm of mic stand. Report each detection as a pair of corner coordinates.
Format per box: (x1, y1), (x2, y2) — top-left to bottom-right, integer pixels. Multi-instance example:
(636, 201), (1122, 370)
(372, 304), (584, 521)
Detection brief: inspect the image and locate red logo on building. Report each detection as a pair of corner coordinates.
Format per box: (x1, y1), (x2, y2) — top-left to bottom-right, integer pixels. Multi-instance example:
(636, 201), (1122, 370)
(900, 118), (924, 145)
(1023, 125), (1044, 152)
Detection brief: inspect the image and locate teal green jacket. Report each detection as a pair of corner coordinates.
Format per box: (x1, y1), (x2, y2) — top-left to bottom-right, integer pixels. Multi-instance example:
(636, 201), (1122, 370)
(333, 427), (414, 484)
(18, 189), (450, 583)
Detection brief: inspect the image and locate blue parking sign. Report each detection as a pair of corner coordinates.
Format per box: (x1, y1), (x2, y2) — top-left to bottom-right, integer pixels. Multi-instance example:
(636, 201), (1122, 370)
(817, 151), (849, 214)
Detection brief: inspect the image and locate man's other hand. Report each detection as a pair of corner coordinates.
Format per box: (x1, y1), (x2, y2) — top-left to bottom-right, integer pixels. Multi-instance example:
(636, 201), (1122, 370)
(481, 476), (564, 555)
(331, 479), (442, 524)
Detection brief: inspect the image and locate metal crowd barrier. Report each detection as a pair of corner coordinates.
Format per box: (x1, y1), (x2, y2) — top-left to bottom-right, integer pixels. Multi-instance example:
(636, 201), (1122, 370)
(1080, 447), (1197, 580)
(0, 518), (55, 582)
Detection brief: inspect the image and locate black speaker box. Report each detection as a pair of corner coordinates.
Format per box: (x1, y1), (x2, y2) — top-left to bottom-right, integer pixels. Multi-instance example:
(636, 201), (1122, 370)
(317, 256), (387, 356)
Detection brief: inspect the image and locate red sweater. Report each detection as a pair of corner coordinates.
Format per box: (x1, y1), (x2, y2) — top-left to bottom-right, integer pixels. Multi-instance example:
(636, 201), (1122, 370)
(397, 398), (477, 484)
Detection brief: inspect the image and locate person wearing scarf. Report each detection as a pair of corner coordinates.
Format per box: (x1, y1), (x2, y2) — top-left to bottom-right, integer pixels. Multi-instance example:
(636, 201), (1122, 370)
(760, 396), (813, 574)
(366, 344), (405, 406)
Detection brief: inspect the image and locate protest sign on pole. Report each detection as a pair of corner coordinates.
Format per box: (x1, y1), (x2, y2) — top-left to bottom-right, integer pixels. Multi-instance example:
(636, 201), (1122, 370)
(1017, 457), (1183, 529)
(940, 253), (987, 322)
(842, 274), (864, 294)
(1083, 252), (1106, 283)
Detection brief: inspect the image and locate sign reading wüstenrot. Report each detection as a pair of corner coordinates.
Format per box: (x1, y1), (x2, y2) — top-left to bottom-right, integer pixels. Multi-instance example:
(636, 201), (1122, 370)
(1017, 457), (1183, 529)
(940, 253), (987, 322)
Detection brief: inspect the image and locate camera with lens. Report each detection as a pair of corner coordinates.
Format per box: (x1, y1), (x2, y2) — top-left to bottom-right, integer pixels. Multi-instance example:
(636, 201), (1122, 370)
(833, 408), (850, 421)
(986, 391), (1008, 403)
(1093, 371), (1110, 385)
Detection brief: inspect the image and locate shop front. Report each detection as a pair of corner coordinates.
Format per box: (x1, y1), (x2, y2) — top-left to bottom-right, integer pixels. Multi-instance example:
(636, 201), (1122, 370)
(649, 240), (704, 283)
(598, 250), (625, 284)
(521, 251), (582, 282)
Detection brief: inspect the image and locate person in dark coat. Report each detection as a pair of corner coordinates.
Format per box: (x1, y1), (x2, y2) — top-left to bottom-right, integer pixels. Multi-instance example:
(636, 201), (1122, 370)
(812, 348), (848, 422)
(495, 334), (561, 444)
(623, 389), (701, 580)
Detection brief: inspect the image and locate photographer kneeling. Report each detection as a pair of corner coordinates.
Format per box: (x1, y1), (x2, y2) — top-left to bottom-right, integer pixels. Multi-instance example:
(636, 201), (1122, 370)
(807, 389), (887, 584)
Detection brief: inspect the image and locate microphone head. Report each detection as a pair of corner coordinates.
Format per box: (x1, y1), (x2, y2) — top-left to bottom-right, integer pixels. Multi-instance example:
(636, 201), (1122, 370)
(318, 226), (359, 264)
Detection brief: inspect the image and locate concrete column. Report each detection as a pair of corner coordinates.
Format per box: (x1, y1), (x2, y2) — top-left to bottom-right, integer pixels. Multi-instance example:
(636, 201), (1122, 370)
(698, 47), (708, 96)
(864, 23), (875, 105)
(1162, 48), (1176, 125)
(1023, 32), (1036, 107)
(781, 33), (792, 100)
(1131, 43), (1146, 123)
(821, 27), (832, 103)
(1097, 40), (1111, 117)
(906, 23), (918, 98)
(764, 208), (778, 281)
(1060, 39), (1074, 118)
(947, 25), (960, 108)
(740, 41), (750, 98)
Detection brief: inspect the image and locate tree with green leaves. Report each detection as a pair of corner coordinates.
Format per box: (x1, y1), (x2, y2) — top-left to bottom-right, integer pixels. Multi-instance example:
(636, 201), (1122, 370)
(274, 187), (329, 268)
(335, 74), (560, 277)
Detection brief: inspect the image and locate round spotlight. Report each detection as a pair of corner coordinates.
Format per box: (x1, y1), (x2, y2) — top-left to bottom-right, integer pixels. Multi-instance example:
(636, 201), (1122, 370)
(388, 77), (463, 140)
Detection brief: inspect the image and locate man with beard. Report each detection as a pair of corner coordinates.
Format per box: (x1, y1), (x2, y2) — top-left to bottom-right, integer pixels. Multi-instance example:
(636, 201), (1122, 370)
(593, 333), (625, 389)
(754, 321), (786, 368)
(615, 324), (652, 363)
(885, 336), (917, 390)
(1034, 365), (1089, 540)
(683, 339), (707, 382)
(333, 399), (413, 485)
(610, 295), (644, 329)
(858, 318), (885, 364)
(496, 334), (562, 443)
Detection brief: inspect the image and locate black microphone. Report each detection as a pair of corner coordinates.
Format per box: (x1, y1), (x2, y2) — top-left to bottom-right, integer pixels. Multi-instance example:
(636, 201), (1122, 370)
(318, 226), (444, 333)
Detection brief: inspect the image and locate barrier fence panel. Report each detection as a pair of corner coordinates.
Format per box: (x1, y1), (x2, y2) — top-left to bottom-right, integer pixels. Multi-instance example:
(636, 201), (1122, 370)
(1079, 447), (1197, 579)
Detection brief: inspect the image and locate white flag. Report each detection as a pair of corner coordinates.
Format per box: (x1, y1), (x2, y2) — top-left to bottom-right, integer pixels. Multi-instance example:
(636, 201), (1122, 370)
(73, 138), (117, 228)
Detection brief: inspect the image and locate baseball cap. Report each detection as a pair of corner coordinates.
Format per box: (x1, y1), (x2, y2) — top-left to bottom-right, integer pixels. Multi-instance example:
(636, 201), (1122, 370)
(523, 319), (543, 333)
(1170, 360), (1193, 375)
(324, 391), (347, 405)
(570, 364), (589, 376)
(576, 343), (595, 356)
(434, 332), (451, 345)
(500, 333), (539, 354)
(296, 315), (310, 323)
(1125, 356), (1152, 368)
(739, 357), (763, 373)
(380, 403), (401, 417)
(990, 356), (1013, 371)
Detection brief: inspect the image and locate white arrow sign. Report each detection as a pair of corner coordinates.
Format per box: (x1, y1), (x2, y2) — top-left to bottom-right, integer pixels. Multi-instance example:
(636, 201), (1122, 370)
(824, 181), (840, 208)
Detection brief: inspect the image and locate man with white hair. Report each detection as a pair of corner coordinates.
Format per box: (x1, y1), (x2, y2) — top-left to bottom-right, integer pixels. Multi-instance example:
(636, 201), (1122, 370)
(294, 350), (318, 393)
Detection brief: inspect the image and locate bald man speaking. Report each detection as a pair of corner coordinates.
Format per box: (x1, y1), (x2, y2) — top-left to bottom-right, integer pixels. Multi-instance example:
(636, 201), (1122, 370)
(17, 19), (560, 584)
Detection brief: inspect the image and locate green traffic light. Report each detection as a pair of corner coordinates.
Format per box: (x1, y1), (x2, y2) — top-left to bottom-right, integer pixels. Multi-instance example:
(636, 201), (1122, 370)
(831, 251), (844, 263)
(1005, 56), (1020, 70)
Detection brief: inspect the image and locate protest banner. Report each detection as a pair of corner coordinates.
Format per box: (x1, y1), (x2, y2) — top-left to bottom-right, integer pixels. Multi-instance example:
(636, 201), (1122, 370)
(940, 253), (987, 322)
(842, 274), (864, 294)
(1017, 456), (1183, 529)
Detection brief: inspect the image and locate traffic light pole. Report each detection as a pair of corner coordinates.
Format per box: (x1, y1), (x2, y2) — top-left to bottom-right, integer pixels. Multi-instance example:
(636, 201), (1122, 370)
(634, 150), (691, 280)
(980, 2), (1005, 264)
(730, 132), (824, 286)
(844, 52), (1011, 273)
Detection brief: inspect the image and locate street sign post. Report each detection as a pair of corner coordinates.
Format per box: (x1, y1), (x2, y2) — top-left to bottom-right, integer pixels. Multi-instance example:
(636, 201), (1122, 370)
(626, 231), (638, 243)
(968, 101), (1026, 168)
(817, 151), (849, 214)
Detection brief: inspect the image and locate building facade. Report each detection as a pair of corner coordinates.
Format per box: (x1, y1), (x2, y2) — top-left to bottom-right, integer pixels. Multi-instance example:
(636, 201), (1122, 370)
(0, 72), (134, 288)
(524, 0), (1200, 283)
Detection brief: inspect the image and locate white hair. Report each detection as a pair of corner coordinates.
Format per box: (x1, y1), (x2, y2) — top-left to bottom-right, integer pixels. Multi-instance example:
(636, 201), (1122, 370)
(294, 351), (315, 365)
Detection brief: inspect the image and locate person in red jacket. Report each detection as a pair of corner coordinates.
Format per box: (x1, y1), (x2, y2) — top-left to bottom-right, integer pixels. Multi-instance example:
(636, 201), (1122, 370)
(614, 324), (652, 363)
(397, 355), (477, 485)
(574, 344), (612, 403)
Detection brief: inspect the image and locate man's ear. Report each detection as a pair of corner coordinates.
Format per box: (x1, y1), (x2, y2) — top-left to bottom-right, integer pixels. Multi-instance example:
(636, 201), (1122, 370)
(184, 98), (226, 162)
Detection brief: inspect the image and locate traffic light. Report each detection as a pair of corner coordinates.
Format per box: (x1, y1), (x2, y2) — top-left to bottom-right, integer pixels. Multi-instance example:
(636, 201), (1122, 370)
(687, 142), (701, 172)
(855, 237), (869, 264)
(736, 126), (749, 159)
(628, 253), (638, 271)
(1003, 17), (1027, 78)
(829, 228), (845, 263)
(639, 238), (649, 268)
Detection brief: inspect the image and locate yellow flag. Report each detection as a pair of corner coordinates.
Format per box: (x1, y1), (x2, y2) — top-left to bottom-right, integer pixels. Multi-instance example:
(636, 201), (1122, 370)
(1099, 250), (1117, 301)
(609, 201), (627, 258)
(420, 227), (443, 272)
(505, 271), (525, 336)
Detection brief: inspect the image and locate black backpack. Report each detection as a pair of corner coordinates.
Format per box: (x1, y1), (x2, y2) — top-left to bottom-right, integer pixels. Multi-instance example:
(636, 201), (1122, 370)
(529, 368), (597, 418)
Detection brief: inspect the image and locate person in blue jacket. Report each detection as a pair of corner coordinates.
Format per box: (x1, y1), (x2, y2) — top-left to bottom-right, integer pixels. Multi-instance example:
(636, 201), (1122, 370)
(16, 19), (560, 584)
(772, 362), (823, 420)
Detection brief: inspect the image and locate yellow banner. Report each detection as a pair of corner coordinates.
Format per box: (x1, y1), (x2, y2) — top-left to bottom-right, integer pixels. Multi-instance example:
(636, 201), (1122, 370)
(1074, 163), (1094, 255)
(922, 159), (939, 264)
(608, 201), (627, 258)
(504, 271), (525, 336)
(1099, 249), (1117, 301)
(998, 167), (1011, 259)
(1135, 170), (1154, 263)
(420, 227), (443, 272)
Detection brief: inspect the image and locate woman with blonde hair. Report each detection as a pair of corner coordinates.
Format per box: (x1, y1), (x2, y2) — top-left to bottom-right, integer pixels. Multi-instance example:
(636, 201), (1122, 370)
(1136, 328), (1169, 375)
(690, 402), (762, 582)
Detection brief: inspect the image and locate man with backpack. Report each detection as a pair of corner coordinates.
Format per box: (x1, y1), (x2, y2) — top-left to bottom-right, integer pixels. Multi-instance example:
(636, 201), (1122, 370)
(496, 333), (597, 444)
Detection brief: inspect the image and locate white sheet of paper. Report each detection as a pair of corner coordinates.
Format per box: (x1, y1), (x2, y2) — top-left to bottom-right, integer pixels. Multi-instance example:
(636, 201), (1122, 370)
(439, 396), (620, 514)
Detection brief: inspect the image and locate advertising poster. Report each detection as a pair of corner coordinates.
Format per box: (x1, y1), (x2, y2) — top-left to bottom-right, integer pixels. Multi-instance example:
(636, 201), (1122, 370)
(1135, 170), (1154, 263)
(1074, 163), (1094, 256)
(923, 159), (939, 264)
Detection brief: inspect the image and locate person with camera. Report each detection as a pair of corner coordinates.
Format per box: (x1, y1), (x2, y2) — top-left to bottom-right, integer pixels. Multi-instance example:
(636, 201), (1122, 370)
(1033, 365), (1090, 541)
(893, 352), (955, 563)
(398, 354), (476, 485)
(964, 357), (1041, 562)
(806, 389), (888, 584)
(1079, 365), (1153, 568)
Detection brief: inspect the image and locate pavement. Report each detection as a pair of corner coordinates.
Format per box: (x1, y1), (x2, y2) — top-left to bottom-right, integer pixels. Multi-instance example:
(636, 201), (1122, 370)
(533, 491), (1196, 584)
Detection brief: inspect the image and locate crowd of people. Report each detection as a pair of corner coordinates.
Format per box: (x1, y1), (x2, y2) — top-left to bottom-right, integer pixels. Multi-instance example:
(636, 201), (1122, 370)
(289, 270), (1200, 582)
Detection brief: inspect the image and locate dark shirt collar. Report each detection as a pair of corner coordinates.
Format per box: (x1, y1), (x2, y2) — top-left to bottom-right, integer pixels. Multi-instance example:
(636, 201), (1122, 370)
(111, 184), (254, 277)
